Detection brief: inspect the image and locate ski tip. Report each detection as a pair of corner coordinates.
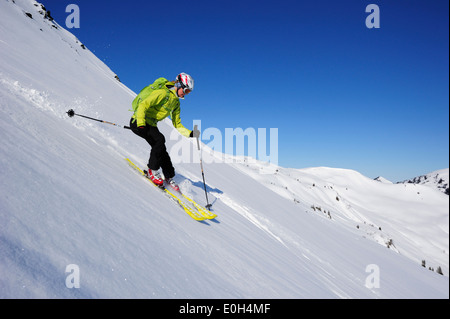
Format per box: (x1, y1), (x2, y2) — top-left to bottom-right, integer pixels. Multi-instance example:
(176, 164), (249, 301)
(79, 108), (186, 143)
(204, 214), (218, 220)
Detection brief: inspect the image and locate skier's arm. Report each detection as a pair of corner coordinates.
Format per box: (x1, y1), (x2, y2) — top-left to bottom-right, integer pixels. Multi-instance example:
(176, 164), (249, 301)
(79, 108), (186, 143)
(171, 104), (192, 137)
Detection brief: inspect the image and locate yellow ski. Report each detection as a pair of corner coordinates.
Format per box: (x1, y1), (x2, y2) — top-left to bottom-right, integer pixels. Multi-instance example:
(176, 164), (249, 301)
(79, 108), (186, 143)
(125, 158), (205, 221)
(182, 194), (217, 219)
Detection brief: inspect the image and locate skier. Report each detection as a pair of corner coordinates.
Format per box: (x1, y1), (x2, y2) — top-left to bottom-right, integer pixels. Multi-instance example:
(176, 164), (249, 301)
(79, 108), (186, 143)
(129, 73), (199, 191)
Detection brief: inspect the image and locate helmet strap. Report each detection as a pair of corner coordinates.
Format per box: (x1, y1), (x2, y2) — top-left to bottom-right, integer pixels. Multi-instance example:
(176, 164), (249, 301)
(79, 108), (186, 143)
(174, 86), (184, 99)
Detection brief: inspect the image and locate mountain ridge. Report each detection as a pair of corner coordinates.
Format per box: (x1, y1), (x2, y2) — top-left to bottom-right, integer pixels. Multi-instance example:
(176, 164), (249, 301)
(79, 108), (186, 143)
(398, 168), (449, 195)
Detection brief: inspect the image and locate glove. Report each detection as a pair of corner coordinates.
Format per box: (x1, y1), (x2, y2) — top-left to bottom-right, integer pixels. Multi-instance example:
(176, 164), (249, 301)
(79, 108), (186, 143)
(190, 126), (200, 138)
(134, 125), (146, 134)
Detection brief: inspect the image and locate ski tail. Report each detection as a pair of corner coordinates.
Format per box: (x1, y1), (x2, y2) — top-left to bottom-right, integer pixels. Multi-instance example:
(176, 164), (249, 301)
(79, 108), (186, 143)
(126, 158), (145, 176)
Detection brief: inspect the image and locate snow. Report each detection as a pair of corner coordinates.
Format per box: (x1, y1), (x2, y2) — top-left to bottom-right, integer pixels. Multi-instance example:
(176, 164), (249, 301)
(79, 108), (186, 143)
(1, 0), (448, 299)
(374, 176), (393, 184)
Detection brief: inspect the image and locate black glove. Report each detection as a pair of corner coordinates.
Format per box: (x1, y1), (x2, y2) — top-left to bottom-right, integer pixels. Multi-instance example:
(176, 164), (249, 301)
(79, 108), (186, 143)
(190, 126), (200, 138)
(133, 125), (146, 135)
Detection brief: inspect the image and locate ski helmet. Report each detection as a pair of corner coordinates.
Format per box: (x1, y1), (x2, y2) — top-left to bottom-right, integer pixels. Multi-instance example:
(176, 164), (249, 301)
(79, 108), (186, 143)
(176, 73), (194, 93)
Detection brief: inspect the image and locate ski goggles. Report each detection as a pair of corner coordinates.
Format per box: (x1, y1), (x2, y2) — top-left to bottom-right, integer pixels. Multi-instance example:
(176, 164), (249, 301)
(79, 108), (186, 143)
(175, 81), (191, 94)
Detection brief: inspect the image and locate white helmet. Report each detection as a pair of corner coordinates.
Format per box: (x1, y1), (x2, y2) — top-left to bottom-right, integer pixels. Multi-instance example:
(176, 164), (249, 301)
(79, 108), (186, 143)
(176, 73), (194, 92)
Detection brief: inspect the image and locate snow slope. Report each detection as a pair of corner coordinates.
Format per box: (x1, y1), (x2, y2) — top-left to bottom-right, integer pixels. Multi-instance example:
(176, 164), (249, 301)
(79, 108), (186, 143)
(374, 176), (393, 184)
(1, 0), (448, 298)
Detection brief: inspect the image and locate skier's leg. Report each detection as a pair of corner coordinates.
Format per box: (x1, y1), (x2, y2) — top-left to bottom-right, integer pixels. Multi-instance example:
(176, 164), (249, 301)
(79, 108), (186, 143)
(146, 126), (175, 179)
(129, 119), (175, 179)
(129, 118), (160, 169)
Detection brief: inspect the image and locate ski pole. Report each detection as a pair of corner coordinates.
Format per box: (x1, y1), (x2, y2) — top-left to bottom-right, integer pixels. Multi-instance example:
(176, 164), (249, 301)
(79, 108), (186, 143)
(66, 109), (131, 129)
(194, 125), (212, 210)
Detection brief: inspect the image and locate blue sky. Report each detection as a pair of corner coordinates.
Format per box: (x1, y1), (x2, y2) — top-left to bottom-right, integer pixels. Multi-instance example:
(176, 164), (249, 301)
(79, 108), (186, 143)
(43, 0), (448, 181)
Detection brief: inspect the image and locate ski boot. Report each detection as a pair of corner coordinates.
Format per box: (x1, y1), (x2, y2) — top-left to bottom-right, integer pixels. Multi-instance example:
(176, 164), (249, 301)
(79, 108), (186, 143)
(166, 178), (180, 192)
(145, 169), (164, 187)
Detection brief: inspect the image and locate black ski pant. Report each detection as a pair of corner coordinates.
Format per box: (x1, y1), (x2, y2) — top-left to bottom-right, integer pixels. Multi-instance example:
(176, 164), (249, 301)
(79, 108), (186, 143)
(130, 118), (175, 179)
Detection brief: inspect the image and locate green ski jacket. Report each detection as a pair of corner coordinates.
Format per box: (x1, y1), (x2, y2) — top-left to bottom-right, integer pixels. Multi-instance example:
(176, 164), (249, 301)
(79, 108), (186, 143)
(132, 82), (191, 137)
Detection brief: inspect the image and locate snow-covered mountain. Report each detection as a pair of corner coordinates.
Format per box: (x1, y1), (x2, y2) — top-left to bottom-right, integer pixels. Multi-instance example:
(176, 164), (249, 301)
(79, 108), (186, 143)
(374, 176), (393, 184)
(398, 169), (449, 196)
(1, 0), (448, 299)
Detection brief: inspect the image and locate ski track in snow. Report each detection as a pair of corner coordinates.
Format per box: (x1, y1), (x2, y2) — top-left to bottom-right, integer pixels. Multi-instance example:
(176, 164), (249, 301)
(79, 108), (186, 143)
(215, 193), (287, 247)
(0, 76), (57, 116)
